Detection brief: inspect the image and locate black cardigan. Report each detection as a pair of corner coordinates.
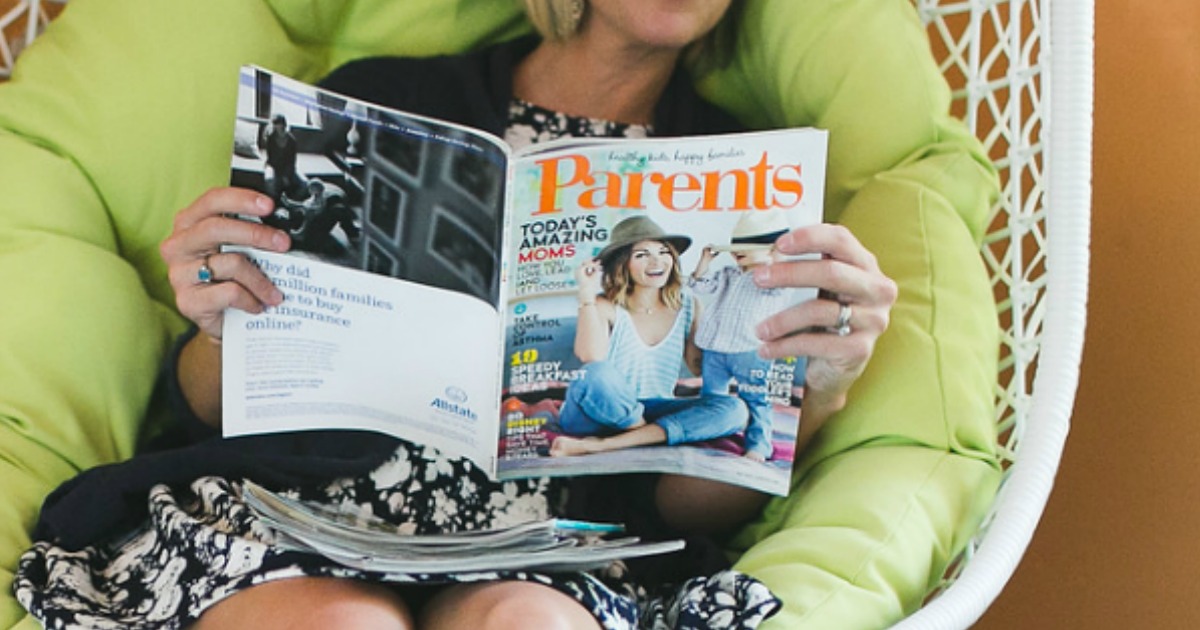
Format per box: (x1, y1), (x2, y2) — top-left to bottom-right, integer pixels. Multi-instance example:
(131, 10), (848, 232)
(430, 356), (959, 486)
(35, 36), (743, 550)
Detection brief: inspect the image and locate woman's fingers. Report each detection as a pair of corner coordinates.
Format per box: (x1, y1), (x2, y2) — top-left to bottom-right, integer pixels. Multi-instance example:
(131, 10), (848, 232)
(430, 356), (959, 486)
(172, 186), (276, 232)
(173, 253), (286, 339)
(176, 279), (273, 339)
(774, 224), (880, 271)
(161, 214), (290, 266)
(756, 298), (886, 356)
(757, 298), (885, 341)
(162, 187), (293, 339)
(170, 252), (284, 306)
(754, 257), (886, 306)
(755, 226), (895, 303)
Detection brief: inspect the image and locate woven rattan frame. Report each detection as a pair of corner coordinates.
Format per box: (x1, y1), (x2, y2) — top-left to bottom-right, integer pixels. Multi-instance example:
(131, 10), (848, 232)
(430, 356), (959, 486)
(894, 0), (1092, 626)
(0, 0), (65, 77)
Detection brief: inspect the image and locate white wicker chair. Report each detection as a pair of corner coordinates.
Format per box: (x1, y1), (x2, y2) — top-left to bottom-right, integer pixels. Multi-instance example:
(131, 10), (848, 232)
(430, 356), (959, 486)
(894, 0), (1093, 626)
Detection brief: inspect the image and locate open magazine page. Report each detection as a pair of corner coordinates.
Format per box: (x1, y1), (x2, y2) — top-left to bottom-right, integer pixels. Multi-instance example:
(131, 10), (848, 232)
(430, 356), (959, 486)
(222, 66), (512, 471)
(496, 129), (828, 495)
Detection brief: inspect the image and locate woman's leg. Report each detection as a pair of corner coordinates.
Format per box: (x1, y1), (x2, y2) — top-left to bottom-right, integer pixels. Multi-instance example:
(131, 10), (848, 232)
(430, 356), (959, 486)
(190, 576), (414, 630)
(650, 394), (748, 445)
(550, 421), (668, 456)
(551, 394), (747, 457)
(654, 474), (771, 535)
(557, 361), (644, 436)
(421, 580), (601, 630)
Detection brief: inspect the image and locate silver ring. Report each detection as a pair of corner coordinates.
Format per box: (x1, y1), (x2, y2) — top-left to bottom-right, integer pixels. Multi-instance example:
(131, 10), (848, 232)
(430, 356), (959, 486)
(834, 303), (852, 337)
(197, 257), (214, 284)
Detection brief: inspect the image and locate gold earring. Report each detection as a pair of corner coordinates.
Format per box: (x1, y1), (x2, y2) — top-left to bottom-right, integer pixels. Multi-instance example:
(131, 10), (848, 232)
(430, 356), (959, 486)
(567, 0), (584, 33)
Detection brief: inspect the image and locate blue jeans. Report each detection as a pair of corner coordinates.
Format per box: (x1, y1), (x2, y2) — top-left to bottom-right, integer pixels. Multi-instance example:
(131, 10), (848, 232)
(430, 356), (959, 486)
(558, 361), (748, 445)
(701, 350), (775, 458)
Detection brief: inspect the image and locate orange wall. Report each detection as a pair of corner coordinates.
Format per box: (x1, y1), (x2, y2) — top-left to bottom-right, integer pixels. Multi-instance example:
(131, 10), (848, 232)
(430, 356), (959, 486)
(976, 1), (1200, 628)
(3, 0), (1197, 626)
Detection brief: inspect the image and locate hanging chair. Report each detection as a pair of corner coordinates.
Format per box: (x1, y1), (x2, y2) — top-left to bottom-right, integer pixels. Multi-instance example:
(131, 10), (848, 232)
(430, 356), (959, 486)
(892, 0), (1092, 626)
(0, 0), (1090, 628)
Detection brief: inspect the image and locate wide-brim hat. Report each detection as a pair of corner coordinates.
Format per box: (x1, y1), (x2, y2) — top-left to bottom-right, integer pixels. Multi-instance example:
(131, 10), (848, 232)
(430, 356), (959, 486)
(710, 209), (792, 253)
(596, 216), (691, 265)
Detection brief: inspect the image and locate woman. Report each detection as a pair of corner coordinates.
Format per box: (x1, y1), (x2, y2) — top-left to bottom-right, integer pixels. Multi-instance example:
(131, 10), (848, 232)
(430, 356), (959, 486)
(550, 216), (750, 457)
(16, 0), (897, 628)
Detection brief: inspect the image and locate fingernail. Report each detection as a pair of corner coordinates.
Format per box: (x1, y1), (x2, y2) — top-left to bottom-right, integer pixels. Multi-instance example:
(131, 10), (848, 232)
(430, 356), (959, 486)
(753, 265), (771, 284)
(272, 232), (288, 250)
(756, 320), (770, 339)
(256, 196), (274, 212)
(775, 231), (794, 250)
(269, 289), (284, 305)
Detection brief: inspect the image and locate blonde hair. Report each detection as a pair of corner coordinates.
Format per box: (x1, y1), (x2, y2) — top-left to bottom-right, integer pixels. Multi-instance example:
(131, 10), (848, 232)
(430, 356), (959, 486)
(601, 241), (685, 311)
(521, 0), (743, 68)
(522, 0), (584, 41)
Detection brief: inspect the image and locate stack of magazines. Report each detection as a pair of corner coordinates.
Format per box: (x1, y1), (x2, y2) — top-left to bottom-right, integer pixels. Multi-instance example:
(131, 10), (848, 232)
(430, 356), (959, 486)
(241, 481), (684, 575)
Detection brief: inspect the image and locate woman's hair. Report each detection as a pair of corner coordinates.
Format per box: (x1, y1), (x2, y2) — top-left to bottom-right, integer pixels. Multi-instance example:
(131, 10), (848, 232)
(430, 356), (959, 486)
(522, 0), (584, 41)
(520, 0), (744, 69)
(601, 241), (685, 311)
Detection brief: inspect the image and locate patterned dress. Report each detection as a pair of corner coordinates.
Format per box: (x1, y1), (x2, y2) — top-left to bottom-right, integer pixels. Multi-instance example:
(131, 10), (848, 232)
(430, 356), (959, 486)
(13, 100), (782, 630)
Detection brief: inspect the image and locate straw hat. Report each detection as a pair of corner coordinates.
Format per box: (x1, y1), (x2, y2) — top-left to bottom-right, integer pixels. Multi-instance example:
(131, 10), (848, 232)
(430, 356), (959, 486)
(711, 209), (792, 253)
(596, 216), (691, 265)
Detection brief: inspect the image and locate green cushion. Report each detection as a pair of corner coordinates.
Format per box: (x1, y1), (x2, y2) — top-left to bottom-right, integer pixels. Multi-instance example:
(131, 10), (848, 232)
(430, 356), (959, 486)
(0, 0), (1000, 627)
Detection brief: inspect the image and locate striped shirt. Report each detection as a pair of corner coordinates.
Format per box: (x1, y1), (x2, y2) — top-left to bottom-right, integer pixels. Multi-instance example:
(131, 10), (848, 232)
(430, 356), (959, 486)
(691, 266), (797, 353)
(607, 295), (695, 399)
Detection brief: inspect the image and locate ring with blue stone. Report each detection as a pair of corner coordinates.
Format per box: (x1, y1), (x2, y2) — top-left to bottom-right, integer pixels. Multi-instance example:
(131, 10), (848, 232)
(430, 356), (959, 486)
(197, 257), (214, 284)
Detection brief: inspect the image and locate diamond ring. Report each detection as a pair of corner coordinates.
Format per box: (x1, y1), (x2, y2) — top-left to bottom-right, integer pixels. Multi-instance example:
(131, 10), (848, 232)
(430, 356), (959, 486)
(834, 303), (852, 337)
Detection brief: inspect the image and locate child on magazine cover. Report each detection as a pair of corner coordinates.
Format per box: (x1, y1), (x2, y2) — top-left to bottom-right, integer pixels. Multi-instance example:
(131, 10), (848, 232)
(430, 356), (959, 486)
(688, 210), (805, 463)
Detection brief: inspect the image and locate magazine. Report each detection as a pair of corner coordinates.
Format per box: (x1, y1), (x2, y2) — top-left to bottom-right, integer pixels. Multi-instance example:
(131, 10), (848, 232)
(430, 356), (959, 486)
(240, 481), (685, 574)
(222, 66), (828, 496)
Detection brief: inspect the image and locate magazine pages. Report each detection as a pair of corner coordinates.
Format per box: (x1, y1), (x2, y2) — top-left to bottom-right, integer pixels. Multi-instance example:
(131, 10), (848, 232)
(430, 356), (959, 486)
(221, 66), (828, 496)
(241, 481), (685, 574)
(222, 67), (513, 469)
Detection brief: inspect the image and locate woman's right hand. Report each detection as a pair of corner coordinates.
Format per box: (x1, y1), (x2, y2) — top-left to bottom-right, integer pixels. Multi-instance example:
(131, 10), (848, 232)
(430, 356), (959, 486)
(575, 258), (603, 303)
(160, 187), (292, 340)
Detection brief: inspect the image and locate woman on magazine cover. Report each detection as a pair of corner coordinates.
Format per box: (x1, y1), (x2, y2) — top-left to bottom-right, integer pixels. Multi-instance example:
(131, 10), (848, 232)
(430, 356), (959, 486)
(15, 1), (898, 628)
(549, 215), (751, 457)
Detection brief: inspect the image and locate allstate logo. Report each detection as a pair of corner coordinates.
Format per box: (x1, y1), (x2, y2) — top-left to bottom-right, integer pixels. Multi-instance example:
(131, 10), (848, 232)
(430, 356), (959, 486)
(444, 386), (468, 403)
(431, 387), (477, 422)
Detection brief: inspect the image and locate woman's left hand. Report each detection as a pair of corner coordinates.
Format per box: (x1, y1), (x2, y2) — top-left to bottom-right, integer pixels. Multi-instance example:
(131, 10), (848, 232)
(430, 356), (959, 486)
(752, 224), (898, 415)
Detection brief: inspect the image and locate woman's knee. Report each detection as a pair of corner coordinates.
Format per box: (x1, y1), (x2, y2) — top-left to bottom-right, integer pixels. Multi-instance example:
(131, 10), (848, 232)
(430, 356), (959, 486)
(191, 576), (413, 630)
(421, 581), (599, 630)
(561, 362), (642, 433)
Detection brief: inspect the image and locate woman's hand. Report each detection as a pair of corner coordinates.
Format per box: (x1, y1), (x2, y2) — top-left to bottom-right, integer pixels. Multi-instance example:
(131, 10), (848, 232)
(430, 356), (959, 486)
(752, 225), (898, 428)
(160, 187), (292, 341)
(575, 258), (603, 303)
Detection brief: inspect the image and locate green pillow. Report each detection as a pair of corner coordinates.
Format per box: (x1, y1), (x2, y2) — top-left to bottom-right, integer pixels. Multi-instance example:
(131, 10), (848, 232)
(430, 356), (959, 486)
(0, 0), (999, 627)
(701, 2), (1001, 625)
